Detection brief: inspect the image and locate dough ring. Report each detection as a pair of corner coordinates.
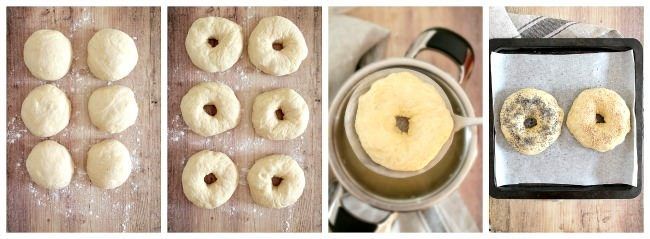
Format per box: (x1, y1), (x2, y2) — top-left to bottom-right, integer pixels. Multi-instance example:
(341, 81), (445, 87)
(355, 72), (453, 171)
(248, 16), (308, 76)
(21, 84), (71, 137)
(252, 88), (309, 140)
(26, 140), (74, 190)
(247, 154), (305, 208)
(567, 88), (630, 152)
(182, 150), (238, 209)
(500, 88), (564, 155)
(180, 82), (241, 137)
(185, 17), (243, 72)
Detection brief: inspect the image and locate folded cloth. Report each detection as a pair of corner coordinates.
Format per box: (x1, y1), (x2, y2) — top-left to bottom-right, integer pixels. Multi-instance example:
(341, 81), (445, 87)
(489, 6), (621, 39)
(328, 13), (389, 102)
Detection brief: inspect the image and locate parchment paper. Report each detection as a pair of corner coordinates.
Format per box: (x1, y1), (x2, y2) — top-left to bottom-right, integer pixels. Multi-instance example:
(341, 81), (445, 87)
(491, 50), (637, 186)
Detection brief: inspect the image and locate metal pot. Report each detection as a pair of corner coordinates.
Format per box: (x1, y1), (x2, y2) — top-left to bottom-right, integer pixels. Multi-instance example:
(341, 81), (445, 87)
(328, 28), (479, 232)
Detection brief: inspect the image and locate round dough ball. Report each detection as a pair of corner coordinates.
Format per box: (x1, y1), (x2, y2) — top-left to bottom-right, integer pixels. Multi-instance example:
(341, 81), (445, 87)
(252, 88), (309, 140)
(248, 16), (308, 76)
(355, 72), (453, 171)
(500, 88), (564, 155)
(87, 28), (138, 81)
(247, 154), (305, 208)
(185, 17), (243, 72)
(181, 82), (241, 137)
(182, 150), (238, 209)
(26, 140), (74, 190)
(88, 85), (139, 133)
(21, 84), (71, 137)
(86, 139), (132, 189)
(23, 29), (72, 81)
(567, 88), (630, 152)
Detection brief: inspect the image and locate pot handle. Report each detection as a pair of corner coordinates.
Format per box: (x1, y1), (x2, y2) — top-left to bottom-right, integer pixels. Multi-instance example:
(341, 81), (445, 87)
(328, 183), (396, 232)
(404, 28), (474, 84)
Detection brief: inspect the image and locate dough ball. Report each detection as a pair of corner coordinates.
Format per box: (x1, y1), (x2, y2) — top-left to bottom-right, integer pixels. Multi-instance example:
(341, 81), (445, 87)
(88, 85), (139, 133)
(26, 140), (74, 190)
(252, 88), (309, 140)
(23, 29), (72, 81)
(86, 139), (132, 189)
(21, 84), (71, 137)
(248, 16), (308, 76)
(185, 16), (243, 72)
(87, 28), (138, 81)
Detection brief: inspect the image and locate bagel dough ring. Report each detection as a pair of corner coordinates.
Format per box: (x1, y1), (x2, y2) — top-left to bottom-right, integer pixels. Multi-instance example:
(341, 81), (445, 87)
(252, 88), (309, 140)
(87, 28), (138, 81)
(355, 72), (453, 171)
(500, 88), (564, 155)
(180, 82), (241, 137)
(248, 16), (308, 76)
(185, 17), (243, 72)
(567, 88), (630, 152)
(23, 29), (72, 81)
(88, 85), (139, 134)
(182, 150), (238, 209)
(247, 154), (305, 208)
(26, 140), (74, 190)
(21, 84), (71, 137)
(86, 139), (132, 189)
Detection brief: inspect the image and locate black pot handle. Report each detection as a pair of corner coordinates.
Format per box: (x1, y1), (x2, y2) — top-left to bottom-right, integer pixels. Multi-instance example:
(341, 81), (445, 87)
(328, 183), (395, 232)
(405, 27), (474, 84)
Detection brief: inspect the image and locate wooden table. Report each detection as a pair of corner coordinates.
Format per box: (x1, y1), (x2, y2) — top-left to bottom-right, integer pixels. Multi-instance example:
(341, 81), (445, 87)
(490, 7), (643, 232)
(6, 7), (161, 232)
(342, 7), (483, 230)
(167, 7), (322, 232)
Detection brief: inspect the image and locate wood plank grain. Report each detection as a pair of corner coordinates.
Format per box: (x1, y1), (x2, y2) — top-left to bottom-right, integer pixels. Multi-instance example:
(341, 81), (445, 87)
(490, 7), (643, 233)
(167, 7), (322, 232)
(342, 7), (483, 229)
(6, 7), (161, 232)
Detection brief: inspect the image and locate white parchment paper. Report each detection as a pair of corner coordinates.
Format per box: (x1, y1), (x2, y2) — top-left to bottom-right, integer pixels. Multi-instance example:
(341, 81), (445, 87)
(491, 50), (637, 186)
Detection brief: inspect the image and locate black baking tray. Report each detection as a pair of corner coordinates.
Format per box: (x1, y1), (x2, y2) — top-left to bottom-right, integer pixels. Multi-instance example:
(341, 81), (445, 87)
(489, 38), (643, 199)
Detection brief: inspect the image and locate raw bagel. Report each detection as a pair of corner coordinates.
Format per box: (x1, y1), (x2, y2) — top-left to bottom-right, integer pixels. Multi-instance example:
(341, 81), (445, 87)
(252, 88), (309, 140)
(181, 82), (241, 137)
(247, 154), (305, 208)
(88, 85), (139, 133)
(23, 29), (72, 81)
(500, 88), (564, 155)
(86, 139), (132, 189)
(248, 16), (308, 76)
(87, 28), (138, 81)
(26, 140), (74, 190)
(21, 84), (71, 137)
(185, 17), (243, 72)
(182, 150), (238, 209)
(355, 72), (453, 171)
(567, 88), (630, 152)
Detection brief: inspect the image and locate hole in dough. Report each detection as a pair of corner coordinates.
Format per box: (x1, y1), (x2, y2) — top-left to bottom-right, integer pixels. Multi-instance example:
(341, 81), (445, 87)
(272, 41), (284, 51)
(204, 173), (217, 185)
(272, 176), (284, 186)
(275, 108), (285, 120)
(524, 118), (537, 128)
(203, 104), (217, 116)
(395, 116), (410, 133)
(596, 114), (606, 123)
(207, 38), (219, 48)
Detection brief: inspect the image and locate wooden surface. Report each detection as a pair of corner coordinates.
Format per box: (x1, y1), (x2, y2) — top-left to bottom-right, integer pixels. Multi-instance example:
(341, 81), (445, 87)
(342, 7), (483, 230)
(490, 7), (643, 233)
(167, 7), (322, 232)
(6, 7), (161, 232)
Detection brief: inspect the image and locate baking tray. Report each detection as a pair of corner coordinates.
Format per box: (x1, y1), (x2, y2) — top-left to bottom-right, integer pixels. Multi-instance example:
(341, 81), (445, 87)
(489, 38), (643, 199)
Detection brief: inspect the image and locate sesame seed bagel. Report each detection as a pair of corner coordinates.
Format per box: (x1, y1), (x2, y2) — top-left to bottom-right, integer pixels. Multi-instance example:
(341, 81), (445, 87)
(567, 88), (630, 152)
